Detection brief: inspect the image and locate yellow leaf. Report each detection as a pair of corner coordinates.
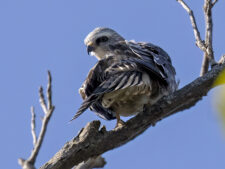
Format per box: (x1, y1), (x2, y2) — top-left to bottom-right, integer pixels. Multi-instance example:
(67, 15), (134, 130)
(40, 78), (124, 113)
(213, 68), (225, 86)
(213, 69), (225, 128)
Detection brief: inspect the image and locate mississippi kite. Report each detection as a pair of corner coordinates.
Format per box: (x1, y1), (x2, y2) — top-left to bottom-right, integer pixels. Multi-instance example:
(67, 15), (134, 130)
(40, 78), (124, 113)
(72, 27), (177, 127)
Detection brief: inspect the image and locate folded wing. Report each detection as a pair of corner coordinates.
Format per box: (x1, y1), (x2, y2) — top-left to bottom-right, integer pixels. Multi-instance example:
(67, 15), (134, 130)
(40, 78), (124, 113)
(72, 41), (177, 121)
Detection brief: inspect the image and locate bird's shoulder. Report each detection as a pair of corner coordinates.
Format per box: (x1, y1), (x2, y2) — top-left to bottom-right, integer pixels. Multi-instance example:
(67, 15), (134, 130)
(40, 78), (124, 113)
(127, 41), (171, 61)
(79, 56), (118, 99)
(126, 40), (177, 90)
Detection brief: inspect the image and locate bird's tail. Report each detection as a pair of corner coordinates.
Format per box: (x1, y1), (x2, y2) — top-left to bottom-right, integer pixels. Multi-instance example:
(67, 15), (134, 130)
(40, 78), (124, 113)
(70, 95), (98, 122)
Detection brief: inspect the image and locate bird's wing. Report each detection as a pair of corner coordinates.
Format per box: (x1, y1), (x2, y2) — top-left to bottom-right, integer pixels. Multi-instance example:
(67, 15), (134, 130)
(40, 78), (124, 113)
(79, 59), (107, 99)
(73, 42), (177, 121)
(127, 41), (177, 92)
(72, 56), (144, 121)
(90, 102), (116, 120)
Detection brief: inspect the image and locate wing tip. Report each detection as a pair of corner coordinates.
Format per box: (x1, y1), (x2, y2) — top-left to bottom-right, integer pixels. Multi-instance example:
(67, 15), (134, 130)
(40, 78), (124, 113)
(69, 110), (84, 123)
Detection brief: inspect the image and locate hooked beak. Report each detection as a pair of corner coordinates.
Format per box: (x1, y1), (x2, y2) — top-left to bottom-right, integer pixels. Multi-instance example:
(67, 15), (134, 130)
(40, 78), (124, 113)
(87, 45), (95, 55)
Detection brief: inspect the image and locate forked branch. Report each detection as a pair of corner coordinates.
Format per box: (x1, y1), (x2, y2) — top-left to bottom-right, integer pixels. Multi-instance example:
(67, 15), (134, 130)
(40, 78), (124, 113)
(18, 71), (55, 169)
(177, 0), (218, 76)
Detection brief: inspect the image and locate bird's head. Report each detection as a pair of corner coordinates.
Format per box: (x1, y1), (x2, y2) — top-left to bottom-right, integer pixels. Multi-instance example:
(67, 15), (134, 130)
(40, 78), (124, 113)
(84, 27), (125, 60)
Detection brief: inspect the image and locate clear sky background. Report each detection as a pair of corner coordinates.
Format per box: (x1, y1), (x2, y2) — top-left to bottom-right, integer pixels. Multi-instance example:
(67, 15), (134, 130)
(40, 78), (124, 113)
(1, 0), (225, 169)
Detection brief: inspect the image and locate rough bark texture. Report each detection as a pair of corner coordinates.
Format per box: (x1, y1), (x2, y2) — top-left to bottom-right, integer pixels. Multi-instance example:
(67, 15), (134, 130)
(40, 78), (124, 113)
(40, 63), (225, 169)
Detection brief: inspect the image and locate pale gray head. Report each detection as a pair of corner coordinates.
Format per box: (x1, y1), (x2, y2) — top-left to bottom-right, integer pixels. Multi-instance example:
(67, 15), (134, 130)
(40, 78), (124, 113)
(84, 27), (125, 60)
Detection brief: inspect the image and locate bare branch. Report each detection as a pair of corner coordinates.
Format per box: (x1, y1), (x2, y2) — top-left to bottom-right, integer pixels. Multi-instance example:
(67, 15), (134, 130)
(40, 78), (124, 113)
(218, 54), (225, 64)
(212, 0), (218, 7)
(177, 0), (207, 52)
(200, 0), (219, 76)
(19, 71), (55, 169)
(47, 70), (53, 110)
(31, 107), (37, 146)
(18, 159), (36, 169)
(202, 0), (216, 75)
(28, 72), (55, 164)
(177, 0), (218, 76)
(40, 63), (225, 169)
(39, 86), (48, 114)
(200, 53), (210, 76)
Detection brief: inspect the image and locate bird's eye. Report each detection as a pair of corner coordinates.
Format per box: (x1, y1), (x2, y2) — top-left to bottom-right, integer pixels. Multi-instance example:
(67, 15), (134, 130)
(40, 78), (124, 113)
(96, 36), (109, 45)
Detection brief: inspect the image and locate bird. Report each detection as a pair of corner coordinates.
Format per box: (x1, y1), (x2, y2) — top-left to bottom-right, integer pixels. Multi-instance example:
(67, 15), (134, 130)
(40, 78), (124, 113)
(72, 27), (177, 127)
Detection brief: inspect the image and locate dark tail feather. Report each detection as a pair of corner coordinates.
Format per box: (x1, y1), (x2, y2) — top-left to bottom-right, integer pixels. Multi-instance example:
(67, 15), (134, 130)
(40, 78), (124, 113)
(70, 95), (98, 122)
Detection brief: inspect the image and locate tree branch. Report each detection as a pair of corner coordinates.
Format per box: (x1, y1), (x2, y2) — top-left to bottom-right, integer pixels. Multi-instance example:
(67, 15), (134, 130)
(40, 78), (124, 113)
(177, 0), (206, 52)
(212, 0), (218, 8)
(177, 0), (218, 76)
(31, 107), (37, 146)
(19, 71), (55, 169)
(40, 61), (225, 169)
(200, 0), (217, 76)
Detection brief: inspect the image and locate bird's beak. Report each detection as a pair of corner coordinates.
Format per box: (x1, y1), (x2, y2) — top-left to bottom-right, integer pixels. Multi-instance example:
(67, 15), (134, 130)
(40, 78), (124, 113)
(87, 45), (95, 55)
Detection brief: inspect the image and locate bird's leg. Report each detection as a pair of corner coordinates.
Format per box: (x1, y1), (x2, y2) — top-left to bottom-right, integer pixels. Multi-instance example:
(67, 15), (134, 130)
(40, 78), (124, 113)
(143, 104), (150, 112)
(115, 112), (125, 128)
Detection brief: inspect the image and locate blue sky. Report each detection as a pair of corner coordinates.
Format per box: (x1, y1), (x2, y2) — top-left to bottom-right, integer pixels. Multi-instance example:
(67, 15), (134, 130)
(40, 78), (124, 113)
(1, 0), (225, 169)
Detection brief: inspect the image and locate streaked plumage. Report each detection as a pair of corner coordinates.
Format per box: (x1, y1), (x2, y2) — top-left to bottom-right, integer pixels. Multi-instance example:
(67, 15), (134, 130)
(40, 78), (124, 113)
(72, 27), (177, 126)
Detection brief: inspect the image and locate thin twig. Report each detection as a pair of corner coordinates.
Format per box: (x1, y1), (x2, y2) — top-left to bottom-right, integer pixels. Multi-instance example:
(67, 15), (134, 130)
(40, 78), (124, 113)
(39, 86), (48, 114)
(201, 0), (212, 76)
(201, 0), (216, 76)
(19, 71), (55, 169)
(47, 70), (53, 110)
(28, 72), (55, 164)
(218, 54), (225, 64)
(177, 0), (217, 76)
(177, 0), (207, 52)
(212, 0), (218, 7)
(31, 107), (37, 146)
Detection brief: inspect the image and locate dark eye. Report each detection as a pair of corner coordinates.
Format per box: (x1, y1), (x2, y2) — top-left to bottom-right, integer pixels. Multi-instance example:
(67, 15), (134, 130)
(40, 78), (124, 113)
(96, 36), (109, 45)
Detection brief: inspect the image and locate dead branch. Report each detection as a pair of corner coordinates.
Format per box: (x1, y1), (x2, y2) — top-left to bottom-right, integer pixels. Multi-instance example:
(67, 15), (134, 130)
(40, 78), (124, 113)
(177, 0), (206, 52)
(31, 107), (37, 146)
(18, 71), (55, 169)
(177, 0), (218, 76)
(200, 0), (216, 75)
(40, 61), (225, 169)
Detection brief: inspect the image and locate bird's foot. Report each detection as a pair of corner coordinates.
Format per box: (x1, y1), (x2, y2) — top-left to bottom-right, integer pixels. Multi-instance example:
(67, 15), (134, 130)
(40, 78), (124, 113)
(143, 104), (151, 112)
(115, 119), (125, 128)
